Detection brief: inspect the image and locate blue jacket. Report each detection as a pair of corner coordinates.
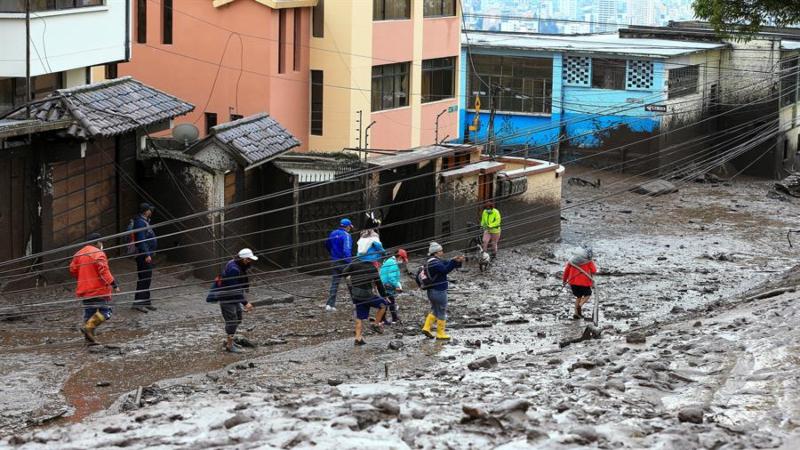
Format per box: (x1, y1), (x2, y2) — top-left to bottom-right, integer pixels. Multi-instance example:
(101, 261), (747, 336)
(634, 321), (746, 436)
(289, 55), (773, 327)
(133, 214), (157, 257)
(356, 235), (385, 263)
(325, 228), (353, 263)
(380, 256), (402, 294)
(427, 257), (462, 291)
(214, 259), (250, 304)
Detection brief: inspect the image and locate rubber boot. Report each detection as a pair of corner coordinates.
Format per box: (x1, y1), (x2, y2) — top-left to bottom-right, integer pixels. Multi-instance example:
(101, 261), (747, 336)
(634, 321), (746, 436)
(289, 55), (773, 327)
(435, 320), (451, 340)
(421, 313), (436, 338)
(80, 312), (105, 345)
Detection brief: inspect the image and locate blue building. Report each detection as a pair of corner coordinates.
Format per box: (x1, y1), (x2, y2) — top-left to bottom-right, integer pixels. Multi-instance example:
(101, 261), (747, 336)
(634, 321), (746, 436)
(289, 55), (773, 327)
(458, 31), (727, 167)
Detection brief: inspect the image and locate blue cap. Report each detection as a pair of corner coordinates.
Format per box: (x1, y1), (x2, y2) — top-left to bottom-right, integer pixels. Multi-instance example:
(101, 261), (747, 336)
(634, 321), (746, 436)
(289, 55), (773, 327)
(340, 218), (352, 227)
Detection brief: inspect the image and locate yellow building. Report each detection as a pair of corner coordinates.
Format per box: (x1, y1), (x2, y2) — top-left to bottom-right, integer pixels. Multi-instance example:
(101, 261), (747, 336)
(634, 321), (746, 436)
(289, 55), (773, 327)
(309, 0), (461, 152)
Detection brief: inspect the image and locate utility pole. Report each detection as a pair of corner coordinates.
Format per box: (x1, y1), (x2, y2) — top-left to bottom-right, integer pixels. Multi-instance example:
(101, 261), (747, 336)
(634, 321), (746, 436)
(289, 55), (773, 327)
(435, 108), (446, 144)
(486, 85), (501, 159)
(355, 110), (363, 149)
(364, 121), (376, 150)
(25, 0), (31, 119)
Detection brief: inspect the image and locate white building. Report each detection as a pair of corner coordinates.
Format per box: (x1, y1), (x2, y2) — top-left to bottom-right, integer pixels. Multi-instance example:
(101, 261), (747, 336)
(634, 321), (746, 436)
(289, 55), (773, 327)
(0, 0), (130, 114)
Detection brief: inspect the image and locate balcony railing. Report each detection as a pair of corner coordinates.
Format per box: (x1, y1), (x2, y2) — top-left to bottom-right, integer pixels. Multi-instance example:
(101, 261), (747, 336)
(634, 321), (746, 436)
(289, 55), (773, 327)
(0, 0), (104, 14)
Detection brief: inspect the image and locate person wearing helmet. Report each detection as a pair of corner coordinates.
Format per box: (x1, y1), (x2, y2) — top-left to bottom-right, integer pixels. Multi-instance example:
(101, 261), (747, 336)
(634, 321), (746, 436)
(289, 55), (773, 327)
(213, 248), (258, 353)
(379, 248), (408, 324)
(324, 218), (354, 311)
(562, 247), (597, 320)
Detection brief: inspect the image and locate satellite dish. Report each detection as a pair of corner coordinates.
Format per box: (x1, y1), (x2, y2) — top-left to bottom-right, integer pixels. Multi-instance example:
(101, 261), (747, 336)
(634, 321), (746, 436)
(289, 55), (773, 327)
(172, 123), (199, 147)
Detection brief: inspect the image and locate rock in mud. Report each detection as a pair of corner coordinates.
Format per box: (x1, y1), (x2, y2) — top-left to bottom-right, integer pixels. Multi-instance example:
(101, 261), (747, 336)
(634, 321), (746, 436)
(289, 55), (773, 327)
(327, 378), (343, 387)
(631, 180), (678, 196)
(96, 381), (111, 387)
(467, 356), (498, 371)
(223, 413), (253, 429)
(387, 340), (404, 350)
(462, 405), (486, 418)
(491, 399), (530, 415)
(372, 399), (401, 416)
(677, 407), (704, 424)
(626, 332), (647, 344)
(233, 336), (257, 348)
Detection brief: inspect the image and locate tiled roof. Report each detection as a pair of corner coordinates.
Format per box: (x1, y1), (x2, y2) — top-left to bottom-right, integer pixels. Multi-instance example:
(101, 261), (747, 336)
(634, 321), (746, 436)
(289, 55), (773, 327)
(210, 113), (300, 167)
(12, 77), (194, 138)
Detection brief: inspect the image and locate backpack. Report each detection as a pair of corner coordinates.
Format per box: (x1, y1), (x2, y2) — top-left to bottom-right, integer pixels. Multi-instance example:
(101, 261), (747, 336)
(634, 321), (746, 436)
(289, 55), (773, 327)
(124, 218), (137, 255)
(205, 275), (223, 303)
(414, 257), (437, 290)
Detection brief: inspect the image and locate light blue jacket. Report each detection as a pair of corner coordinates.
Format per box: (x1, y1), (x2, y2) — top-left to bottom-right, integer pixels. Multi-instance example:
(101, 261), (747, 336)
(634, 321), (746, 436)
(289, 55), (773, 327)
(380, 256), (402, 289)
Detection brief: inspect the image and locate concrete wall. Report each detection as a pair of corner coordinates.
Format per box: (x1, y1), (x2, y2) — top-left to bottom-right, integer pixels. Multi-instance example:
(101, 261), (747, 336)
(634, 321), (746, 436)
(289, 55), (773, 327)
(0, 2), (128, 77)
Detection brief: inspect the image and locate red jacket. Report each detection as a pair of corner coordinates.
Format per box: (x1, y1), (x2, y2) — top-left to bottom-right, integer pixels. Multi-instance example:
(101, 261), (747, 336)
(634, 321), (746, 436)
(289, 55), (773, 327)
(70, 245), (116, 298)
(562, 261), (597, 287)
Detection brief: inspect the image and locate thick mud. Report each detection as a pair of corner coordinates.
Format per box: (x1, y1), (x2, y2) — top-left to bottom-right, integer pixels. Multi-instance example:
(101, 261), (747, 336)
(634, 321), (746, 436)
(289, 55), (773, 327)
(2, 168), (800, 448)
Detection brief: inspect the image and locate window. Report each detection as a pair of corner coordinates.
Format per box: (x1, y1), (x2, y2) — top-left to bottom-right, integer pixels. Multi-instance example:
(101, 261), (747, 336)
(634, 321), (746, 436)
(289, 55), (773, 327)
(373, 0), (410, 21)
(422, 57), (455, 103)
(423, 0), (455, 17)
(204, 112), (217, 134)
(0, 73), (62, 115)
(278, 9), (286, 74)
(311, 70), (323, 135)
(105, 63), (118, 79)
(293, 9), (301, 71)
(468, 54), (552, 114)
(224, 171), (237, 205)
(0, 0), (103, 13)
(230, 114), (243, 121)
(668, 65), (699, 99)
(162, 0), (172, 45)
(781, 58), (798, 107)
(371, 62), (410, 111)
(591, 58), (626, 90)
(136, 0), (146, 44)
(312, 0), (324, 37)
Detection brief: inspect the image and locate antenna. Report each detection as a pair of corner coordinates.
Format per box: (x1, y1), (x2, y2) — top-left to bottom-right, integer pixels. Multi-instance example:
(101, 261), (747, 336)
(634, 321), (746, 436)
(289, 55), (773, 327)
(172, 123), (200, 148)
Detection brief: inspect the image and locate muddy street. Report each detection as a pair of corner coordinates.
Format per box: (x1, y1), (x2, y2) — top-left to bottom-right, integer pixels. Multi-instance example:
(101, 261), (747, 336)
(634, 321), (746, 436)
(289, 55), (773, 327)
(2, 169), (800, 448)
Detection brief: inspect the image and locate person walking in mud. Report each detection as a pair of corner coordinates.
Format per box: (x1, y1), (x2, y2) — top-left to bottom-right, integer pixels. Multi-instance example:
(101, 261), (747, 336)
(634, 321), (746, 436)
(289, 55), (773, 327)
(480, 202), (502, 259)
(210, 248), (258, 353)
(69, 233), (120, 346)
(380, 248), (408, 324)
(421, 242), (464, 340)
(343, 258), (388, 345)
(132, 203), (157, 313)
(562, 247), (598, 320)
(324, 218), (354, 311)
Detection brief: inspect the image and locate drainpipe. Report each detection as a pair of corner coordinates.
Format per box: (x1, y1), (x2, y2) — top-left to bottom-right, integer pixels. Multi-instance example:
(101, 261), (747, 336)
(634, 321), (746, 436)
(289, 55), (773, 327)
(25, 0), (31, 119)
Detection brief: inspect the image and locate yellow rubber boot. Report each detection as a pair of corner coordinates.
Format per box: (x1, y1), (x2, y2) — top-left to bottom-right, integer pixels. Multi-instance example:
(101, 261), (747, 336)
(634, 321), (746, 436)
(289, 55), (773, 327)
(80, 312), (105, 345)
(421, 313), (436, 338)
(435, 320), (450, 340)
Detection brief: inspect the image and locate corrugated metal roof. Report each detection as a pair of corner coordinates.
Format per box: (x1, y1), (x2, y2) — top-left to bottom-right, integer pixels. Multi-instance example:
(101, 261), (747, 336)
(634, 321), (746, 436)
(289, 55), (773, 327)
(7, 76), (194, 138)
(463, 31), (727, 58)
(368, 145), (462, 170)
(783, 40), (800, 50)
(210, 113), (300, 168)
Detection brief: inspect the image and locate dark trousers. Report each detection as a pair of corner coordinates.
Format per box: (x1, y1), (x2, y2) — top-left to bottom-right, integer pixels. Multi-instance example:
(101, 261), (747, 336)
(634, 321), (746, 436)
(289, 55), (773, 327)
(326, 262), (347, 307)
(134, 255), (153, 306)
(220, 302), (243, 336)
(386, 295), (399, 322)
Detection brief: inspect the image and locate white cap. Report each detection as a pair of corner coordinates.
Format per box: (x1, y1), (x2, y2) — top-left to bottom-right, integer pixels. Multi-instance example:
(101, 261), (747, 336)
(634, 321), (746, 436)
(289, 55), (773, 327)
(238, 248), (258, 261)
(428, 242), (443, 255)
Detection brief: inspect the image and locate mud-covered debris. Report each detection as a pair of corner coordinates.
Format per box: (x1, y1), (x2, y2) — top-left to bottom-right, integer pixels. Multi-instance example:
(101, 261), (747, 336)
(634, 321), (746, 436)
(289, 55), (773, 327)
(373, 399), (400, 416)
(677, 407), (704, 424)
(327, 378), (343, 387)
(102, 426), (123, 434)
(491, 399), (530, 415)
(570, 360), (599, 371)
(234, 336), (257, 348)
(96, 381), (111, 387)
(631, 180), (678, 197)
(263, 338), (288, 346)
(387, 340), (404, 351)
(626, 332), (647, 344)
(568, 177), (601, 188)
(702, 252), (734, 262)
(250, 294), (294, 307)
(462, 405), (485, 419)
(504, 318), (529, 325)
(467, 356), (498, 371)
(464, 339), (482, 348)
(223, 413), (253, 429)
(571, 426), (601, 443)
(774, 173), (800, 198)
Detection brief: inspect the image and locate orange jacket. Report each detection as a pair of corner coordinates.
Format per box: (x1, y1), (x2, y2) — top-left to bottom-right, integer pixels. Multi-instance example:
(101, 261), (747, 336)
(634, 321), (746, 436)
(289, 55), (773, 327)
(69, 245), (116, 298)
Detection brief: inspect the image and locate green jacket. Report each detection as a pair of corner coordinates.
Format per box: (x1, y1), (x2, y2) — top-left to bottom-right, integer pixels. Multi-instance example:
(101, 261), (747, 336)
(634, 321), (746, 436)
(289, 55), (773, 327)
(480, 208), (501, 234)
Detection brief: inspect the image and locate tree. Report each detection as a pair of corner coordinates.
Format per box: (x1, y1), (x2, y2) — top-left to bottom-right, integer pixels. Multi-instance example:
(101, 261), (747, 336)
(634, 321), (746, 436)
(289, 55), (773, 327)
(693, 0), (800, 36)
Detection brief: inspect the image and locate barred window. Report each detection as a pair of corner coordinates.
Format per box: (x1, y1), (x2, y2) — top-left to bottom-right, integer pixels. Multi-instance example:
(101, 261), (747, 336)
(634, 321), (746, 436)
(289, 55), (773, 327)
(591, 58), (626, 90)
(668, 65), (699, 99)
(371, 62), (410, 111)
(421, 57), (455, 103)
